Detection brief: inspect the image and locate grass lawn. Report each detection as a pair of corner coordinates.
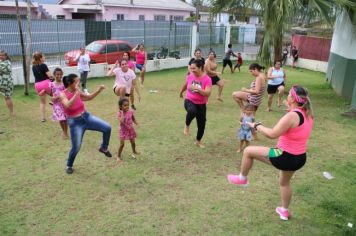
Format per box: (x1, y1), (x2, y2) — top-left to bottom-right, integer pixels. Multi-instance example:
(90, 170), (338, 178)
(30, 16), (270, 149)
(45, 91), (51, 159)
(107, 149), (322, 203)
(0, 65), (355, 235)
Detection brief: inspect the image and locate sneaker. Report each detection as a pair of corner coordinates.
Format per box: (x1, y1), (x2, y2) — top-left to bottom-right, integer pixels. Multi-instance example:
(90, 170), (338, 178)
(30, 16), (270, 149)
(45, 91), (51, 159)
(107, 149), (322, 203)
(131, 104), (136, 110)
(83, 89), (90, 95)
(66, 166), (73, 174)
(275, 207), (289, 221)
(227, 174), (249, 187)
(99, 148), (112, 157)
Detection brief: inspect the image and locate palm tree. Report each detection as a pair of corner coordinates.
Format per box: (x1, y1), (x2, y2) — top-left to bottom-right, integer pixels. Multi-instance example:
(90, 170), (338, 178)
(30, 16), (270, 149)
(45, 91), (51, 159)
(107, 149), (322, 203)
(209, 0), (356, 65)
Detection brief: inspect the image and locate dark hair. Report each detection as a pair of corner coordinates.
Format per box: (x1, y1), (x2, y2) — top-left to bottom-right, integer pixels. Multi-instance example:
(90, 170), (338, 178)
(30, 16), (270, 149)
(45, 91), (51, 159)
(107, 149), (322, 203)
(208, 50), (216, 58)
(118, 97), (129, 110)
(119, 59), (128, 65)
(123, 51), (130, 57)
(194, 48), (202, 54)
(0, 50), (10, 61)
(274, 60), (282, 66)
(62, 73), (78, 88)
(249, 63), (265, 71)
(191, 59), (205, 71)
(53, 67), (63, 75)
(292, 85), (313, 118)
(228, 43), (232, 48)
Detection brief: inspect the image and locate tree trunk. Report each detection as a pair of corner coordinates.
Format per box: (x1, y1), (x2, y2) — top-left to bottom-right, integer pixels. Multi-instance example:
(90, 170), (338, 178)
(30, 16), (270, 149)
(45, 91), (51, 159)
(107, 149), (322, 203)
(273, 31), (283, 62)
(15, 0), (29, 95)
(25, 0), (32, 95)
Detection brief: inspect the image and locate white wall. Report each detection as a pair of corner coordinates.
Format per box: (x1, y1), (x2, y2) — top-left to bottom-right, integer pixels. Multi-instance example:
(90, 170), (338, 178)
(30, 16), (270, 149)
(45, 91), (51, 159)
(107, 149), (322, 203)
(12, 58), (190, 85)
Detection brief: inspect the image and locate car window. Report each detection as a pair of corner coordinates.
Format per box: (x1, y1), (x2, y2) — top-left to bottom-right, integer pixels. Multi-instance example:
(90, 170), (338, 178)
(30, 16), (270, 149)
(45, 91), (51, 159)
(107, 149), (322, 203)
(106, 44), (118, 53)
(86, 42), (102, 53)
(119, 43), (131, 52)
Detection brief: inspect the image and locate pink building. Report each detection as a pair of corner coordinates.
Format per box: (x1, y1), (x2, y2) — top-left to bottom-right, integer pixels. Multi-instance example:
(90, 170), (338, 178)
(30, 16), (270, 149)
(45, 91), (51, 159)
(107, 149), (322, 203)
(0, 0), (195, 21)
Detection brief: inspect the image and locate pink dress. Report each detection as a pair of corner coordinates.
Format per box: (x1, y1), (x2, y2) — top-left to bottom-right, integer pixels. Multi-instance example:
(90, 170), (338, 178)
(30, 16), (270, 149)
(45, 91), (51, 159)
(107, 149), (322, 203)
(50, 82), (66, 121)
(118, 110), (136, 140)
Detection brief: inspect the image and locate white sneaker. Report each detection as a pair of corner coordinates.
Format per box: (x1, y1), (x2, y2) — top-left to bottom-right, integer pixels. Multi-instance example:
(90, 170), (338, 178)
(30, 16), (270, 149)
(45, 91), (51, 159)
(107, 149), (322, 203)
(83, 89), (90, 95)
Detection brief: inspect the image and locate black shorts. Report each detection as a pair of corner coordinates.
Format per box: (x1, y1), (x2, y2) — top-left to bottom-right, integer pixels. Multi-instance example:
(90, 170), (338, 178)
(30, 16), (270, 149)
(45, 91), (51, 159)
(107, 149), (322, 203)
(269, 148), (306, 171)
(223, 59), (232, 68)
(210, 75), (221, 85)
(113, 86), (130, 97)
(267, 82), (285, 94)
(293, 56), (298, 62)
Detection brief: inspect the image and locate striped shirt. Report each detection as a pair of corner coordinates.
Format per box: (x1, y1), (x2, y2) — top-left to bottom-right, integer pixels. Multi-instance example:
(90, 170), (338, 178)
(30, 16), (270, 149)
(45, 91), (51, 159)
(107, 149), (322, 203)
(247, 80), (265, 107)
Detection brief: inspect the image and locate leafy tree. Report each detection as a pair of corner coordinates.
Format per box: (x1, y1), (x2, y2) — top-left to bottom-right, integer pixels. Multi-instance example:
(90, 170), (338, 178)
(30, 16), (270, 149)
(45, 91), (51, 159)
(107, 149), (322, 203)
(209, 0), (356, 65)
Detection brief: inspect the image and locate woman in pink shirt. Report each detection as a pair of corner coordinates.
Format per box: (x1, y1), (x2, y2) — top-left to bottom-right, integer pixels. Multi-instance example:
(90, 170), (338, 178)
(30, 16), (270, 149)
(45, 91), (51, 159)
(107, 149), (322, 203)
(59, 74), (112, 174)
(227, 85), (314, 221)
(132, 43), (147, 87)
(179, 59), (212, 148)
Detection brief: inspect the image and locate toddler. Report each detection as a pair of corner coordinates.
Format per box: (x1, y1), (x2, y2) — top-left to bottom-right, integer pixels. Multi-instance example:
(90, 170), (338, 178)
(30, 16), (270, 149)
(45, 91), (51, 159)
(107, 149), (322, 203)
(117, 98), (139, 162)
(237, 104), (255, 152)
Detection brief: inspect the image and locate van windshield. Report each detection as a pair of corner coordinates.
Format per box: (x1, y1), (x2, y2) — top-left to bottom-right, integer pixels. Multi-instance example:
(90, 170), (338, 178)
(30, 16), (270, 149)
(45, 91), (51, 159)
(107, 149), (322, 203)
(86, 42), (102, 53)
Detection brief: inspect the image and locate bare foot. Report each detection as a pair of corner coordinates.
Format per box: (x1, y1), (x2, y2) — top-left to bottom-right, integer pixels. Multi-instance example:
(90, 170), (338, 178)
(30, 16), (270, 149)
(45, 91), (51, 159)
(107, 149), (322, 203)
(236, 149), (242, 153)
(217, 97), (223, 102)
(183, 126), (190, 136)
(116, 156), (124, 163)
(61, 133), (69, 140)
(195, 141), (205, 148)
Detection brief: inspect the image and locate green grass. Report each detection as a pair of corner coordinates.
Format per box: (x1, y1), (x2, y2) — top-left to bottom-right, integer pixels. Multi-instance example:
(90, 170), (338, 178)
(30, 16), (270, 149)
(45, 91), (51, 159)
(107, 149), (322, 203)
(0, 65), (355, 235)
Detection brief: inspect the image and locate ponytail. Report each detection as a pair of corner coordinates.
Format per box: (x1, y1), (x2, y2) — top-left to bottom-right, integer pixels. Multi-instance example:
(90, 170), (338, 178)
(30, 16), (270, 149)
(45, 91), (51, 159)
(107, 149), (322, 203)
(249, 63), (265, 71)
(293, 86), (314, 118)
(62, 73), (77, 88)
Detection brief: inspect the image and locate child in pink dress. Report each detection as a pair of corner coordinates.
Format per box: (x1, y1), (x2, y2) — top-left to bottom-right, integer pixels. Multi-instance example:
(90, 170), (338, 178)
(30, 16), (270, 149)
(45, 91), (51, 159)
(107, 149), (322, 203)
(117, 98), (139, 162)
(50, 68), (68, 139)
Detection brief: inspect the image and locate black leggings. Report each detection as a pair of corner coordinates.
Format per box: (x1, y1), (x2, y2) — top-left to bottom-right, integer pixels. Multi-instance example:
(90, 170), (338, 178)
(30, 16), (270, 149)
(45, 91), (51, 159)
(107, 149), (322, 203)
(184, 99), (206, 141)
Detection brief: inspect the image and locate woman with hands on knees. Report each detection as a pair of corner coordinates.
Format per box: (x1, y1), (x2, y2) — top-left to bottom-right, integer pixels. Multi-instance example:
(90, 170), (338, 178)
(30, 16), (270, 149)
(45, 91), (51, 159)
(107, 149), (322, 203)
(232, 63), (266, 114)
(227, 85), (314, 221)
(180, 59), (212, 148)
(59, 74), (112, 174)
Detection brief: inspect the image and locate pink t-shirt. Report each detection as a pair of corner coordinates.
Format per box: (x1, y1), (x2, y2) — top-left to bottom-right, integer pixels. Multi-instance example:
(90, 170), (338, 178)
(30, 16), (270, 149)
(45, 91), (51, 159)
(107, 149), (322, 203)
(136, 51), (146, 64)
(62, 89), (85, 117)
(127, 60), (135, 71)
(277, 108), (313, 155)
(185, 73), (212, 104)
(112, 68), (136, 94)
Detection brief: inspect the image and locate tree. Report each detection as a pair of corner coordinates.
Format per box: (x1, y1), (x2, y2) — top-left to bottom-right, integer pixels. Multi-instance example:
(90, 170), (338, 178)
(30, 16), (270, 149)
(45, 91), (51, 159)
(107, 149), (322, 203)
(15, 0), (29, 95)
(209, 0), (356, 66)
(25, 0), (32, 96)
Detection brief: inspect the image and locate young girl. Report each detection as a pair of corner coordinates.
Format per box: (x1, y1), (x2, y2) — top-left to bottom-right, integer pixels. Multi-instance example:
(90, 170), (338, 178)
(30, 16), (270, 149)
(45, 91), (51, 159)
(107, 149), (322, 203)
(237, 104), (255, 152)
(50, 68), (68, 139)
(117, 98), (139, 162)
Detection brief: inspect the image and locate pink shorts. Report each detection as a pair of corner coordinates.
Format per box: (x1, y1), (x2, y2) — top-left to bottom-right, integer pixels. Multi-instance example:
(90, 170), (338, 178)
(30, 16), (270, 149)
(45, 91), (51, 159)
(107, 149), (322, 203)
(34, 79), (52, 95)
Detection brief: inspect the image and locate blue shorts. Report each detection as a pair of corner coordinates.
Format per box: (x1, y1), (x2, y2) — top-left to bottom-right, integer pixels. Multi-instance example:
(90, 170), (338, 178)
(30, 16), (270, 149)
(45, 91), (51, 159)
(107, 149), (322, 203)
(237, 129), (252, 142)
(136, 64), (144, 71)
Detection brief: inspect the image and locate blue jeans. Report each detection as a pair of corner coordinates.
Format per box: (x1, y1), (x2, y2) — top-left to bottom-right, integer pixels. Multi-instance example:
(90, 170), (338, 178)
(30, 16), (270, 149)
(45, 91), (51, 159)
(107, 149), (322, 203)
(66, 111), (111, 167)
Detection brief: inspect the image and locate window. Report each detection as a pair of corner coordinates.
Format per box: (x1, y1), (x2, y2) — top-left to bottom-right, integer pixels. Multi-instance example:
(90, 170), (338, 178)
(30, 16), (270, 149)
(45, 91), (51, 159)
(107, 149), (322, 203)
(139, 15), (145, 21)
(154, 15), (166, 21)
(117, 14), (124, 21)
(106, 44), (118, 53)
(56, 15), (65, 19)
(119, 44), (131, 52)
(173, 16), (184, 21)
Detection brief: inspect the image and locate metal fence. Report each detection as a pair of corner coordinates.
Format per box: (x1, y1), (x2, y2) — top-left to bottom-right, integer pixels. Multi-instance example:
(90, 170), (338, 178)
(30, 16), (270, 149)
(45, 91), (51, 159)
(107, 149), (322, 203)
(0, 18), (263, 69)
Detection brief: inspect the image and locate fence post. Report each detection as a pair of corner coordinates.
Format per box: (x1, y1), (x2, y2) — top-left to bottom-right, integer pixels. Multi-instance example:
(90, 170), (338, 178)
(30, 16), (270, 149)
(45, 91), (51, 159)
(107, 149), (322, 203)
(191, 24), (197, 57)
(225, 23), (231, 52)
